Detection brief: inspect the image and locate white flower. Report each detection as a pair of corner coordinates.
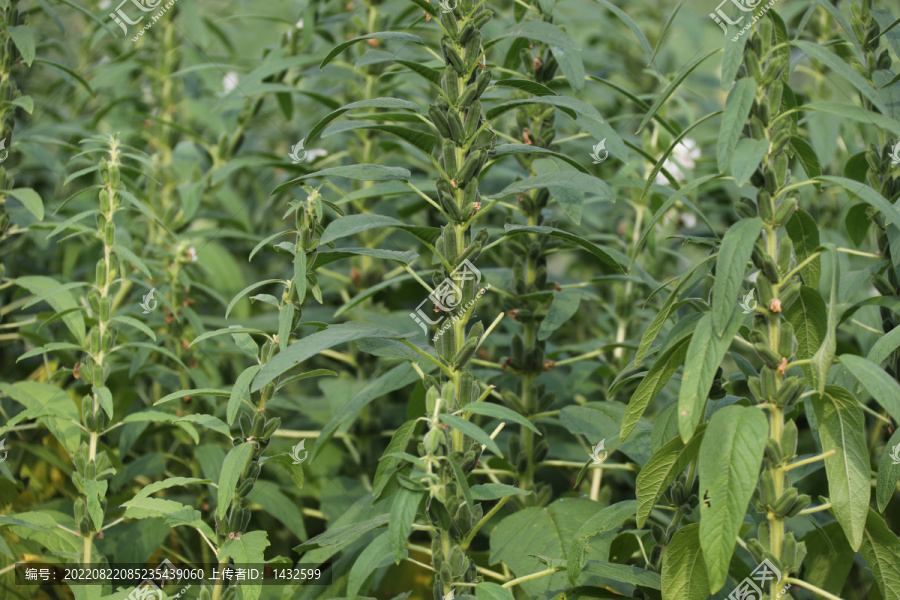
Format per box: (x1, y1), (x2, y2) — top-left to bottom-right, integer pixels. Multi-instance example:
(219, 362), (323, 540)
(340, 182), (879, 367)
(655, 138), (701, 185)
(296, 19), (304, 29)
(222, 71), (239, 94)
(306, 149), (328, 161)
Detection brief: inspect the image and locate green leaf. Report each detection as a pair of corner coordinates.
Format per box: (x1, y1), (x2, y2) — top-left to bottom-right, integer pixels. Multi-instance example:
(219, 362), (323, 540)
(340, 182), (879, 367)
(306, 97), (421, 141)
(216, 443), (254, 521)
(621, 336), (690, 442)
(476, 582), (515, 600)
(712, 217), (762, 335)
(319, 32), (425, 69)
(876, 428), (900, 512)
(869, 325), (900, 368)
(261, 453), (304, 491)
(698, 405), (768, 592)
(224, 281), (285, 319)
(678, 311), (745, 442)
(154, 388), (230, 406)
(637, 49), (721, 133)
(838, 354), (900, 424)
(490, 144), (589, 174)
(228, 366), (260, 426)
(460, 401), (540, 434)
(592, 0), (653, 59)
(313, 363), (420, 461)
(121, 497), (202, 527)
(790, 136), (822, 178)
(583, 561), (661, 589)
(860, 509), (900, 600)
(717, 78), (757, 172)
(13, 276), (86, 343)
(814, 176), (900, 228)
(793, 41), (889, 115)
(176, 414), (230, 437)
(295, 513), (390, 553)
(661, 523), (708, 600)
(440, 413), (502, 456)
(812, 248), (839, 393)
(489, 22), (585, 92)
(92, 386), (114, 420)
(803, 101), (900, 137)
(801, 522), (855, 596)
(312, 247), (419, 268)
(324, 122), (438, 156)
(784, 285), (828, 387)
(7, 188), (44, 220)
(785, 208), (822, 289)
(131, 477), (211, 501)
(218, 531), (270, 600)
(373, 420), (419, 500)
(731, 138), (771, 186)
(8, 26), (35, 66)
(538, 290), (582, 340)
(503, 225), (625, 274)
(470, 483), (532, 500)
(489, 171), (613, 202)
(568, 500), (637, 583)
(389, 488), (422, 563)
(252, 322), (411, 391)
(348, 533), (399, 600)
(274, 164), (411, 194)
(811, 386), (870, 551)
(492, 78), (558, 97)
(320, 213), (440, 246)
(635, 424), (706, 528)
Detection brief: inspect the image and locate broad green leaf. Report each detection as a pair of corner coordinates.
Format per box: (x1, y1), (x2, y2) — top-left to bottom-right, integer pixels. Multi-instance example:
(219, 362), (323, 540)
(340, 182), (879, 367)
(154, 388), (230, 405)
(470, 483), (532, 500)
(313, 363), (420, 461)
(389, 488), (422, 563)
(323, 122), (437, 155)
(785, 208), (822, 288)
(802, 101), (900, 137)
(860, 509), (900, 600)
(373, 420), (419, 500)
(252, 322), (412, 391)
(814, 176), (900, 228)
(294, 250), (307, 304)
(261, 453), (304, 491)
(228, 365), (260, 425)
(92, 386), (113, 420)
(790, 136), (822, 178)
(538, 290), (582, 339)
(838, 354), (900, 424)
(131, 477), (211, 501)
(503, 225), (625, 274)
(489, 21), (585, 92)
(0, 381), (80, 453)
(312, 247), (419, 269)
(218, 530), (270, 600)
(461, 401), (540, 434)
(876, 428), (900, 512)
(176, 414), (230, 437)
(661, 523), (708, 600)
(635, 424), (706, 528)
(712, 217), (762, 335)
(731, 138), (770, 186)
(7, 188), (44, 220)
(476, 582), (515, 600)
(637, 49), (721, 133)
(320, 214), (440, 246)
(717, 78), (757, 172)
(801, 522), (855, 596)
(319, 32), (425, 68)
(812, 386), (870, 551)
(784, 285), (827, 387)
(592, 0), (653, 59)
(251, 480), (306, 540)
(8, 25), (35, 66)
(121, 497), (202, 527)
(811, 248), (839, 394)
(793, 41), (889, 115)
(309, 99), (420, 141)
(678, 311), (745, 442)
(440, 413), (502, 456)
(223, 281), (285, 319)
(348, 533), (399, 599)
(583, 561), (660, 589)
(492, 78), (557, 97)
(490, 143), (589, 174)
(216, 443), (254, 520)
(14, 276), (86, 343)
(489, 172), (613, 202)
(698, 405), (768, 592)
(568, 500), (637, 583)
(621, 336), (691, 442)
(867, 325), (900, 368)
(274, 164), (411, 194)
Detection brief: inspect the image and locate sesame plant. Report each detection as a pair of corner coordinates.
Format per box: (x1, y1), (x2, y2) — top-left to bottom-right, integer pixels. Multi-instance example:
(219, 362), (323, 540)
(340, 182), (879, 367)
(3, 1), (900, 600)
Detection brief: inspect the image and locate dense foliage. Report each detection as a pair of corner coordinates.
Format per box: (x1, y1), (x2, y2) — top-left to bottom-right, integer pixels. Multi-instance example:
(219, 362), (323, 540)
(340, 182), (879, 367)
(2, 0), (900, 599)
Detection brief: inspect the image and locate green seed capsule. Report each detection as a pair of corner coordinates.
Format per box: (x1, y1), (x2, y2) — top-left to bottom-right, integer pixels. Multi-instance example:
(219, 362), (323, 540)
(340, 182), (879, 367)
(448, 109), (466, 144)
(429, 105), (452, 138)
(442, 140), (459, 177)
(464, 100), (481, 138)
(472, 9), (492, 29)
(772, 487), (799, 515)
(442, 68), (459, 104)
(459, 85), (477, 108)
